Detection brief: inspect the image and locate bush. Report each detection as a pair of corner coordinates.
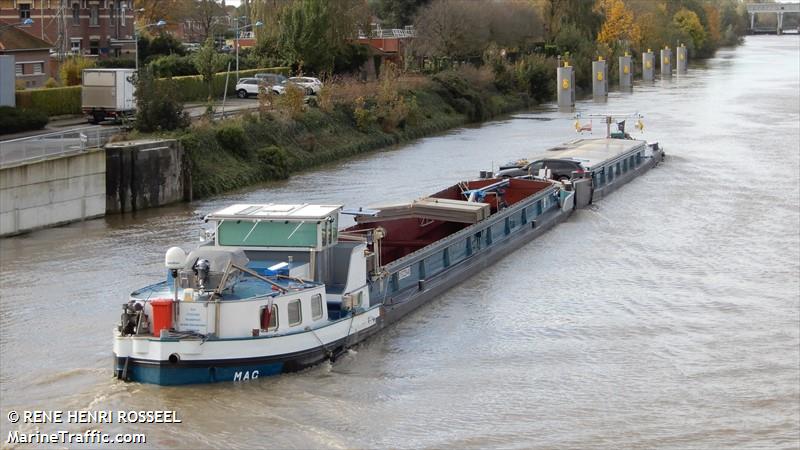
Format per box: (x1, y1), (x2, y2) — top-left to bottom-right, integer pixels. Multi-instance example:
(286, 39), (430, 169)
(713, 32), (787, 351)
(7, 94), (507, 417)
(276, 84), (306, 120)
(215, 124), (248, 158)
(95, 58), (136, 69)
(0, 106), (48, 134)
(15, 86), (82, 116)
(59, 56), (96, 86)
(256, 145), (289, 179)
(149, 54), (198, 77)
(513, 54), (556, 103)
(135, 68), (190, 132)
(44, 77), (59, 88)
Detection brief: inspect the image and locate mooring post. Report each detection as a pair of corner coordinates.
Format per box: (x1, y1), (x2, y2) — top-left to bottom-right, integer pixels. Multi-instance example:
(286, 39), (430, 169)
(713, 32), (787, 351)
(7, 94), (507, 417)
(676, 43), (688, 74)
(642, 49), (655, 81)
(619, 52), (632, 90)
(557, 60), (575, 110)
(592, 56), (608, 100)
(660, 46), (672, 78)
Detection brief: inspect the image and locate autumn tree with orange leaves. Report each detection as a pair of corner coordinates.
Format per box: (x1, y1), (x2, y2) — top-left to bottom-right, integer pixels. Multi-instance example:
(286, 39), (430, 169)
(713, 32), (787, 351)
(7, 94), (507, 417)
(594, 0), (641, 47)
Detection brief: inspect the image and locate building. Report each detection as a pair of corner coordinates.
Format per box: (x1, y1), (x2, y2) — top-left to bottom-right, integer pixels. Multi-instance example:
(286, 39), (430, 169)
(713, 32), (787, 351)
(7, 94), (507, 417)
(356, 23), (415, 80)
(0, 0), (135, 60)
(0, 24), (53, 87)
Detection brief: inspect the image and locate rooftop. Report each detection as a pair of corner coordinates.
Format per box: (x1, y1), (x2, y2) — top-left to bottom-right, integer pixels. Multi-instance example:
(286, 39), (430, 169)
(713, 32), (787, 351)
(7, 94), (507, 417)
(207, 204), (342, 221)
(0, 25), (53, 52)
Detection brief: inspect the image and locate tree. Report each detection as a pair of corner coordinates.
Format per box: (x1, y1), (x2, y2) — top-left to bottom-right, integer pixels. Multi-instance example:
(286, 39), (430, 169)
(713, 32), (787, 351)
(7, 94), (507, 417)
(278, 0), (369, 75)
(673, 8), (706, 50)
(134, 68), (190, 132)
(188, 0), (226, 42)
(193, 37), (226, 100)
(595, 0), (641, 47)
(412, 0), (489, 61)
(370, 0), (429, 28)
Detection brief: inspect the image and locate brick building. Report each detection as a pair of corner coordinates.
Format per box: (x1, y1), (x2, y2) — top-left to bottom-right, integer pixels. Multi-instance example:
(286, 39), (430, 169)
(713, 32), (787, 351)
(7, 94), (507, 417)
(0, 0), (135, 59)
(0, 24), (53, 87)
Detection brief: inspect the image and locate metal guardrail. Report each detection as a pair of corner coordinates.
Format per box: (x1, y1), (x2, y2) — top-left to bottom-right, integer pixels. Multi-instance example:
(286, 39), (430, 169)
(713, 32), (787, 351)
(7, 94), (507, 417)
(0, 126), (122, 169)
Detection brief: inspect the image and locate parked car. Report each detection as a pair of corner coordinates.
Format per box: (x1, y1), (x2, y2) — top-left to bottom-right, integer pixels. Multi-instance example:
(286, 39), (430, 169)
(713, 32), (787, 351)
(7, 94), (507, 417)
(494, 158), (587, 181)
(235, 78), (269, 98)
(219, 44), (233, 53)
(182, 43), (201, 52)
(273, 77), (323, 96)
(254, 73), (287, 88)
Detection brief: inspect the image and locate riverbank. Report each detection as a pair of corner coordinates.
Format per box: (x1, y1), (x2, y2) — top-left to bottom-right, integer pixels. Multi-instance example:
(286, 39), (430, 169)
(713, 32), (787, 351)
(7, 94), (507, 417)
(140, 70), (534, 198)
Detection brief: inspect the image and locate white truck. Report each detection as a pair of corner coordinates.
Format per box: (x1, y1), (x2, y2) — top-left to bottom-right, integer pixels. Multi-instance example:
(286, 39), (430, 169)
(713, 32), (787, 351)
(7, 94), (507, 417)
(81, 68), (136, 124)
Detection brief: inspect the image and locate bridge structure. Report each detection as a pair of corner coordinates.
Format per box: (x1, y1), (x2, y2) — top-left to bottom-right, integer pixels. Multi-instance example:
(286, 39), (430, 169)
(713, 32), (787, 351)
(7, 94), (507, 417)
(747, 3), (800, 35)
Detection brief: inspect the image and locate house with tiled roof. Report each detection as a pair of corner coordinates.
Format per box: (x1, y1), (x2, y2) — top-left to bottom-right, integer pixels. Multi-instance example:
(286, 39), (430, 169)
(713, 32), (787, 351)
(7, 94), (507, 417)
(0, 23), (53, 88)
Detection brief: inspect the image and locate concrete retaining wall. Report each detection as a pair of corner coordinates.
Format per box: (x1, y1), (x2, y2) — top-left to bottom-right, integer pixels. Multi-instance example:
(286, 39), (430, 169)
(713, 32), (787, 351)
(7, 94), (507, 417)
(0, 149), (106, 236)
(105, 139), (190, 214)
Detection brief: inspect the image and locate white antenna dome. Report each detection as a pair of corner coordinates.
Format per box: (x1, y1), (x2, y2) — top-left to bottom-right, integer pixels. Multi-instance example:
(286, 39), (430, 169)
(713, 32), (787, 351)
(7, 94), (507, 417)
(165, 247), (186, 270)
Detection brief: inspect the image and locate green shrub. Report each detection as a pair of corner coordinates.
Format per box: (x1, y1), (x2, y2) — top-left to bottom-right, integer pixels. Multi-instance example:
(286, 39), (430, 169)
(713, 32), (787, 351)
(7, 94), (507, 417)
(215, 124), (248, 158)
(0, 106), (49, 134)
(95, 58), (136, 69)
(135, 68), (190, 132)
(150, 54), (198, 77)
(256, 145), (289, 179)
(15, 86), (82, 116)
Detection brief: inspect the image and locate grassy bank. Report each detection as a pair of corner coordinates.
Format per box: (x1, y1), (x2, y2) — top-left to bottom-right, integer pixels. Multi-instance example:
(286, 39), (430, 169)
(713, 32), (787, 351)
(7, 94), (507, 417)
(168, 69), (532, 198)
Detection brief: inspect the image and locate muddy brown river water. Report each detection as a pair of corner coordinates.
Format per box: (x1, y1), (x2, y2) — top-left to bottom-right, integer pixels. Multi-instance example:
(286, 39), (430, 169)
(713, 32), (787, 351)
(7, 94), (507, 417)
(1, 35), (798, 449)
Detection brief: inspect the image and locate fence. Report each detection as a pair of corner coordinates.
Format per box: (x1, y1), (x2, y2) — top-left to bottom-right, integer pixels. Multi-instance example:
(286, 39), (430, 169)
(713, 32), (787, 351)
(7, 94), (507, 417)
(0, 126), (121, 169)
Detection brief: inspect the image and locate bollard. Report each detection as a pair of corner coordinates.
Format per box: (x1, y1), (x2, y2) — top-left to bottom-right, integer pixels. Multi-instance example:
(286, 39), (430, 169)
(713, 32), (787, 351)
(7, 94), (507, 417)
(557, 62), (575, 109)
(676, 43), (687, 74)
(619, 52), (632, 90)
(642, 49), (655, 81)
(592, 56), (608, 100)
(660, 46), (672, 78)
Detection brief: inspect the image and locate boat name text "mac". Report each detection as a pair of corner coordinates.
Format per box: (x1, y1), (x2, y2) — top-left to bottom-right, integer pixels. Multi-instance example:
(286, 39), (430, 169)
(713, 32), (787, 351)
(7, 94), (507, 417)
(233, 370), (259, 381)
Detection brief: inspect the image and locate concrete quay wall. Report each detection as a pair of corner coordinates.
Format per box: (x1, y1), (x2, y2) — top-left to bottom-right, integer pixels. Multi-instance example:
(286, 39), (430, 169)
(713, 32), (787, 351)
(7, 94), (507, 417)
(0, 149), (106, 236)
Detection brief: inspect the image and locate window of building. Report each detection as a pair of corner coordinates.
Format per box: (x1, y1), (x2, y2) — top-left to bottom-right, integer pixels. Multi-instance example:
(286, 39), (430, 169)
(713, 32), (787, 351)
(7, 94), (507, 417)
(19, 3), (31, 19)
(90, 5), (99, 26)
(109, 2), (114, 22)
(120, 2), (125, 25)
(70, 39), (81, 53)
(259, 304), (277, 331)
(287, 299), (302, 326)
(72, 3), (80, 24)
(311, 294), (322, 320)
(90, 40), (99, 55)
(32, 63), (43, 75)
(15, 64), (23, 76)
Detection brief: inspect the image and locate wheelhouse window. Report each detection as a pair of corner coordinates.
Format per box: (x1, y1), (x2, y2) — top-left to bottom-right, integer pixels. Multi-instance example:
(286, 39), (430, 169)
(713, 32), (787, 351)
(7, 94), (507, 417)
(19, 3), (31, 19)
(287, 299), (302, 326)
(259, 304), (277, 331)
(311, 294), (323, 320)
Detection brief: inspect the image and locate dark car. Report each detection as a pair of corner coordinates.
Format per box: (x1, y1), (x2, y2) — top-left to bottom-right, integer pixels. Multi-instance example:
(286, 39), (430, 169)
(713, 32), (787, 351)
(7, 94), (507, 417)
(494, 158), (587, 181)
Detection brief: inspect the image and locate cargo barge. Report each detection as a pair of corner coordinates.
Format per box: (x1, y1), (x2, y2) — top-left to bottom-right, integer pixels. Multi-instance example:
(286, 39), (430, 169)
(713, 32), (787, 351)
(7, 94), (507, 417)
(113, 136), (664, 385)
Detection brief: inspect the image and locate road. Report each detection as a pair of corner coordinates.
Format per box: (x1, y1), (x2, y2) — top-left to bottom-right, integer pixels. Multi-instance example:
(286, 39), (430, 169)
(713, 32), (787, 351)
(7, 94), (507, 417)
(0, 97), (260, 142)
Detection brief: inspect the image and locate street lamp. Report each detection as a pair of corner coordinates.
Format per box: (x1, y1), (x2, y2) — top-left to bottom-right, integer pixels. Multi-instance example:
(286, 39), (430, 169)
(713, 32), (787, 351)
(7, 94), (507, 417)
(235, 19), (263, 81)
(134, 14), (166, 73)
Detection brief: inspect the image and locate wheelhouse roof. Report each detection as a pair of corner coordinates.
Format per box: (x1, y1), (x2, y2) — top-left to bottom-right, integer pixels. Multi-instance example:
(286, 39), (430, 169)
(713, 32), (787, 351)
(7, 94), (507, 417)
(544, 138), (647, 170)
(206, 204), (342, 221)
